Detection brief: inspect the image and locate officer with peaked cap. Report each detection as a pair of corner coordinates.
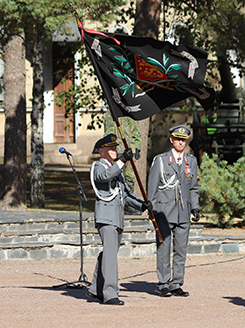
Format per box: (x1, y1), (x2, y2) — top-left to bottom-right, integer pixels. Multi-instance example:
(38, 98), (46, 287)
(148, 125), (200, 298)
(93, 133), (119, 151)
(88, 133), (152, 305)
(169, 125), (191, 139)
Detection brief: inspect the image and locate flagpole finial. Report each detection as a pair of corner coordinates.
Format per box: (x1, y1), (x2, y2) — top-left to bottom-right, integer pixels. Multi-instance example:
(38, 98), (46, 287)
(69, 2), (84, 41)
(69, 3), (80, 20)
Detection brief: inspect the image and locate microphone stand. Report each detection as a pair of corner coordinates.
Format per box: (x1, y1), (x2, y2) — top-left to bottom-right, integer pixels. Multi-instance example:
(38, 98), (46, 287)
(53, 152), (91, 289)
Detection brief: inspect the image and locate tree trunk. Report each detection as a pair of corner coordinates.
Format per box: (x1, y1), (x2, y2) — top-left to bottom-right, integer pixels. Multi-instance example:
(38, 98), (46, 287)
(0, 33), (27, 210)
(133, 118), (150, 198)
(133, 0), (161, 198)
(30, 29), (45, 208)
(133, 0), (161, 38)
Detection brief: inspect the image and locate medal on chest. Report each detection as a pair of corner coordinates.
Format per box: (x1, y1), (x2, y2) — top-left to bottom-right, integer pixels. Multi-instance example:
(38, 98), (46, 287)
(184, 156), (193, 179)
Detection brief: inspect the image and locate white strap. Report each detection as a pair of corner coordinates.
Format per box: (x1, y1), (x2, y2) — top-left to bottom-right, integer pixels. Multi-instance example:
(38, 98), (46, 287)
(158, 158), (179, 190)
(158, 157), (184, 208)
(90, 161), (119, 202)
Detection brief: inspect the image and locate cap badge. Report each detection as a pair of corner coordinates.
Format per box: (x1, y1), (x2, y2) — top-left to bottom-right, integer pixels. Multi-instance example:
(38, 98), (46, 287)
(179, 128), (185, 134)
(111, 136), (116, 141)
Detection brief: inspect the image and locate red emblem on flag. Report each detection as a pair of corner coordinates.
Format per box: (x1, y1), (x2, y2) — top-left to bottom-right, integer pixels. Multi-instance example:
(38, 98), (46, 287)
(134, 54), (168, 82)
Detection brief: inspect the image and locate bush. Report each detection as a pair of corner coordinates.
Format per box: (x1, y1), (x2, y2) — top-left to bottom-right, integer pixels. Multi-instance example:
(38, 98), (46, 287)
(198, 154), (245, 228)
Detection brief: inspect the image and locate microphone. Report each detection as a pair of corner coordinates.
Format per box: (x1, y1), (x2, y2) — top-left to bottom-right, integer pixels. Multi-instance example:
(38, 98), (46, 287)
(59, 147), (72, 156)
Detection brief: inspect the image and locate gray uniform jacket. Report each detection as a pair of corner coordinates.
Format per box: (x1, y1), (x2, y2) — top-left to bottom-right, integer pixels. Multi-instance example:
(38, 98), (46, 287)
(91, 158), (143, 229)
(148, 150), (199, 224)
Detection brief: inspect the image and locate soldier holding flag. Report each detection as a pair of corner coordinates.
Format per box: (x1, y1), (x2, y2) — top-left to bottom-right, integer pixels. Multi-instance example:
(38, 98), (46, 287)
(69, 5), (214, 299)
(87, 133), (152, 305)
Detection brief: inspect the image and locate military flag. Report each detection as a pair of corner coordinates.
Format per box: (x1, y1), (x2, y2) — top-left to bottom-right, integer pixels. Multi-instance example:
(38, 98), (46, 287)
(76, 23), (215, 121)
(70, 5), (215, 243)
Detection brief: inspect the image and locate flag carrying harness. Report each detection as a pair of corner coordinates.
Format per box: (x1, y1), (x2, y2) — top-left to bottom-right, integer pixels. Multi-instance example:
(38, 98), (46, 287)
(90, 161), (123, 204)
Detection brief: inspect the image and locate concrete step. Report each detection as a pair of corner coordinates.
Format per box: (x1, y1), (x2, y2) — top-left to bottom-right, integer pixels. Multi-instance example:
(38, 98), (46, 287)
(0, 210), (244, 260)
(44, 143), (80, 152)
(44, 154), (89, 165)
(43, 143), (89, 164)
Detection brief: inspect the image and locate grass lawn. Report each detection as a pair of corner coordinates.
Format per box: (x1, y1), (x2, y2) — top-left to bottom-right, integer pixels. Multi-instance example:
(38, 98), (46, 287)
(0, 167), (96, 213)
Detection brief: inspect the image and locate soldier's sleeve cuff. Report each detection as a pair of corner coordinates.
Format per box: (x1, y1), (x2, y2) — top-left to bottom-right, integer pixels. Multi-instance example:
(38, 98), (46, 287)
(116, 160), (124, 169)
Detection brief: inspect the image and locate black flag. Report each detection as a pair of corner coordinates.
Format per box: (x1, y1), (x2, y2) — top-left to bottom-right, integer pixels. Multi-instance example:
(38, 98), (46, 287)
(79, 27), (215, 121)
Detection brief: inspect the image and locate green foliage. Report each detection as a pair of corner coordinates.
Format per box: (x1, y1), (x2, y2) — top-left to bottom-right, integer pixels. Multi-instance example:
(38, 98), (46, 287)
(0, 0), (126, 131)
(116, 0), (135, 26)
(0, 0), (126, 42)
(198, 154), (245, 227)
(162, 0), (245, 79)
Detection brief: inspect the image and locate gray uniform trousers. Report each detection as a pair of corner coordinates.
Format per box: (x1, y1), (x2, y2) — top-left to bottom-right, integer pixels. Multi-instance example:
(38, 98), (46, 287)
(89, 224), (123, 302)
(88, 158), (143, 302)
(156, 216), (190, 290)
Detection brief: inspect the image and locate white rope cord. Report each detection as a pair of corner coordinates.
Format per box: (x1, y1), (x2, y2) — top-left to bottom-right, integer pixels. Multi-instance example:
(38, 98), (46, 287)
(158, 158), (179, 190)
(90, 161), (119, 202)
(158, 158), (184, 208)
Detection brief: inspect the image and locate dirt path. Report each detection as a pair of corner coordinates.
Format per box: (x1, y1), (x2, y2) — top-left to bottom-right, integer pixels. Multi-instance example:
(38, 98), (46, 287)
(1, 254), (245, 328)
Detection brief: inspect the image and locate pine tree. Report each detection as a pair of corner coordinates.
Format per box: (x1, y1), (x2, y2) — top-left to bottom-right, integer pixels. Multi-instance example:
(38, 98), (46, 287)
(0, 0), (125, 209)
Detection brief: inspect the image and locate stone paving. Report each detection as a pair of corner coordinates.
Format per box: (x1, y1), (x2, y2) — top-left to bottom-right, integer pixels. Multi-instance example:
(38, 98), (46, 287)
(1, 210), (245, 260)
(0, 254), (245, 328)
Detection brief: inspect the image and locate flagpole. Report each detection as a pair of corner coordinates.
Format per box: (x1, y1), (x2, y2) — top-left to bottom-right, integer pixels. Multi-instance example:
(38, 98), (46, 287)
(69, 3), (162, 243)
(115, 121), (163, 243)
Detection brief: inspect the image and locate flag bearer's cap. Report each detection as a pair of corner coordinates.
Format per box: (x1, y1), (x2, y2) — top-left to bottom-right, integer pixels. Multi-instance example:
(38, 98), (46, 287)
(169, 125), (191, 139)
(94, 133), (119, 150)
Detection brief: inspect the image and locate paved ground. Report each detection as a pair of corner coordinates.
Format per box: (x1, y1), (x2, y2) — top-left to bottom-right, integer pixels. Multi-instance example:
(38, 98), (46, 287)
(1, 254), (245, 328)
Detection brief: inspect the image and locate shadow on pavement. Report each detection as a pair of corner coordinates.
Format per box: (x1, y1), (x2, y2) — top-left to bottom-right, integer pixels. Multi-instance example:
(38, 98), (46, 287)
(120, 281), (157, 296)
(223, 296), (245, 308)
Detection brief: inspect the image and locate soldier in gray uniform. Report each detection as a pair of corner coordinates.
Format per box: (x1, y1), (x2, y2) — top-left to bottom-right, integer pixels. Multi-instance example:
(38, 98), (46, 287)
(104, 111), (141, 192)
(104, 111), (142, 215)
(87, 133), (152, 305)
(148, 125), (200, 298)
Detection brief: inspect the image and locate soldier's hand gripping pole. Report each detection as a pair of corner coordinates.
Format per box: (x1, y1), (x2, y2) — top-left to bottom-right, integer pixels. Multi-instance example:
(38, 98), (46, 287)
(115, 121), (163, 243)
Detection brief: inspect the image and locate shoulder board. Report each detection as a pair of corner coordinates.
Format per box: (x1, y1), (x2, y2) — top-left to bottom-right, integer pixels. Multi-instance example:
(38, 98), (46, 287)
(186, 153), (195, 158)
(153, 153), (166, 160)
(156, 153), (168, 159)
(161, 153), (168, 157)
(151, 153), (165, 167)
(99, 159), (110, 169)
